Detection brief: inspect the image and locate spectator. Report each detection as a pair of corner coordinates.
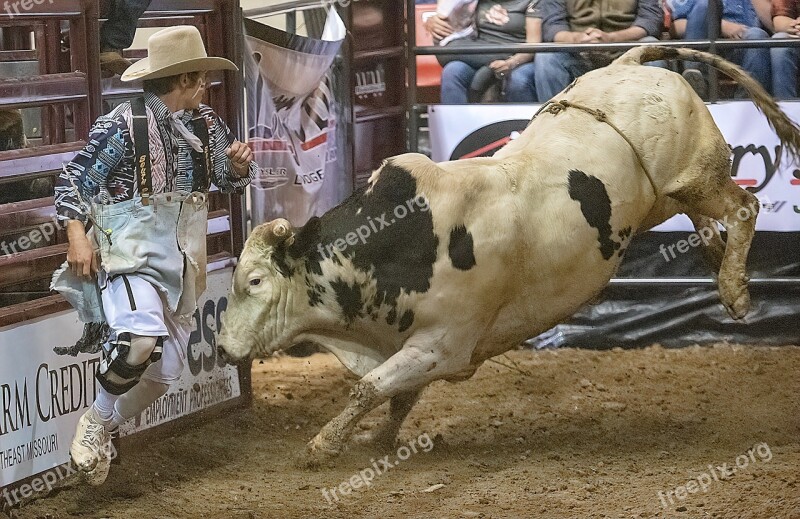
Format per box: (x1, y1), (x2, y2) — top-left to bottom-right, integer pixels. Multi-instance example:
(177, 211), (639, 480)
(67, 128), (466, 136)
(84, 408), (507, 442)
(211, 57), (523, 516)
(100, 0), (153, 76)
(771, 0), (800, 98)
(534, 0), (665, 101)
(425, 0), (541, 103)
(0, 109), (24, 152)
(669, 0), (771, 98)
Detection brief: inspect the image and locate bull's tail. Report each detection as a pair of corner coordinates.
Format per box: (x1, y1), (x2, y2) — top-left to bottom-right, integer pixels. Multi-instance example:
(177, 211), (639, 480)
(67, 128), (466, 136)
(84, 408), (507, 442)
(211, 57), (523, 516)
(614, 46), (800, 163)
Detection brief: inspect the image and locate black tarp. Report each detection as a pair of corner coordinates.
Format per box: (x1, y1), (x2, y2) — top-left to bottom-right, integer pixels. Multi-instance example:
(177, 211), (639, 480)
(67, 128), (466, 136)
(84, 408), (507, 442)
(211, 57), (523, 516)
(529, 231), (800, 349)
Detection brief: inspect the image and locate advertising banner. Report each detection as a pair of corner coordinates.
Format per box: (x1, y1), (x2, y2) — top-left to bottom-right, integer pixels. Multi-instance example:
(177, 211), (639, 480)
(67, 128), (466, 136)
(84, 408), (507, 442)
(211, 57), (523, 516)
(0, 268), (240, 487)
(428, 102), (800, 231)
(244, 9), (348, 227)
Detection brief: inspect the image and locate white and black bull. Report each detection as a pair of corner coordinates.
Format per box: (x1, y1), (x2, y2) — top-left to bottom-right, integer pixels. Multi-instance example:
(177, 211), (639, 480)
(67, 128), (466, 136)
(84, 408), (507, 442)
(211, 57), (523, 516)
(218, 47), (800, 466)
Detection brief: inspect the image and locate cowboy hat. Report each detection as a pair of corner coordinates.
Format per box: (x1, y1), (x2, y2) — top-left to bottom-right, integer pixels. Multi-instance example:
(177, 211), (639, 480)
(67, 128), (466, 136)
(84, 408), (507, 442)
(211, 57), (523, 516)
(121, 25), (237, 82)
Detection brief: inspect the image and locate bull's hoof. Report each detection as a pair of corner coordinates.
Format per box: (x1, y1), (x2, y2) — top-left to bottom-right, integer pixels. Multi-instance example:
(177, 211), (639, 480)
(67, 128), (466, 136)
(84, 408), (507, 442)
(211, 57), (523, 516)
(295, 437), (341, 470)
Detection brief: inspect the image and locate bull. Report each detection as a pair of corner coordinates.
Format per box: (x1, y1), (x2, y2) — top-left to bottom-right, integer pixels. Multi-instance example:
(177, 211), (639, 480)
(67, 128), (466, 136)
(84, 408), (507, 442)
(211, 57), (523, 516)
(218, 47), (800, 466)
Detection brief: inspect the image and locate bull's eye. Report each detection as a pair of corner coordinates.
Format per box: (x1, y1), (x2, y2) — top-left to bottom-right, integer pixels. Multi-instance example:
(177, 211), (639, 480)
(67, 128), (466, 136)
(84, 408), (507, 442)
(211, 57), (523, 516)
(249, 278), (261, 286)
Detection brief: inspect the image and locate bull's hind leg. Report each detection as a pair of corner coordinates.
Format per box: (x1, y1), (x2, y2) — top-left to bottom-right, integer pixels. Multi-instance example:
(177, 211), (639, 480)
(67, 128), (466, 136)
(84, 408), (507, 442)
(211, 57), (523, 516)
(671, 178), (759, 319)
(688, 214), (726, 272)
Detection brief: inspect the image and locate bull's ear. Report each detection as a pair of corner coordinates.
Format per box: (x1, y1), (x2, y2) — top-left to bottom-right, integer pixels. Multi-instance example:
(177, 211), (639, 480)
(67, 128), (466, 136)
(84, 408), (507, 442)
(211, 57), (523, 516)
(287, 216), (321, 259)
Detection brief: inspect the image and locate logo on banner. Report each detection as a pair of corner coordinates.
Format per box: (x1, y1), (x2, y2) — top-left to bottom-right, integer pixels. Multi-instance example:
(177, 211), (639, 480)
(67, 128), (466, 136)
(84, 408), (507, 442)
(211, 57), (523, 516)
(449, 120), (529, 160)
(730, 144), (785, 193)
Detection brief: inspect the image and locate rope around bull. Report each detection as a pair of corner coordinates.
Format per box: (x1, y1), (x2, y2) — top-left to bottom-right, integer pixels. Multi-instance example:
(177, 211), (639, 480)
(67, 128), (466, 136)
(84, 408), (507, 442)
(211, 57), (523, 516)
(531, 99), (661, 198)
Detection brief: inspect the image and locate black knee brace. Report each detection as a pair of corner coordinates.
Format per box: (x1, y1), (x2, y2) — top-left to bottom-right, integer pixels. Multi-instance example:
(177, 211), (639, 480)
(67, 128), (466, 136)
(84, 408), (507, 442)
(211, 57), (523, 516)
(96, 333), (164, 396)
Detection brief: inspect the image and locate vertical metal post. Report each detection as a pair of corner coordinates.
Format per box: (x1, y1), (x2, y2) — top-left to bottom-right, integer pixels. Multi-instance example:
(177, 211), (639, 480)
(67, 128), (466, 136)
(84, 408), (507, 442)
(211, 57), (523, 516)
(406, 0), (418, 153)
(42, 22), (65, 145)
(226, 1), (247, 258)
(336, 2), (356, 197)
(286, 11), (296, 34)
(707, 0), (722, 102)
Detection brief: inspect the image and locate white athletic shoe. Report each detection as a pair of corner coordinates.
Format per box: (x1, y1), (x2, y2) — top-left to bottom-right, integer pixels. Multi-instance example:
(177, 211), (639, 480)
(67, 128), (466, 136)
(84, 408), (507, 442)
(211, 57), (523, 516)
(70, 407), (114, 486)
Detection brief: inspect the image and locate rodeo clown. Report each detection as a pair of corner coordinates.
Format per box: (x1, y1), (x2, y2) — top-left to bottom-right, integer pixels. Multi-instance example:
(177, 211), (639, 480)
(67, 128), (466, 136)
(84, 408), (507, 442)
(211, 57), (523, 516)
(52, 25), (256, 485)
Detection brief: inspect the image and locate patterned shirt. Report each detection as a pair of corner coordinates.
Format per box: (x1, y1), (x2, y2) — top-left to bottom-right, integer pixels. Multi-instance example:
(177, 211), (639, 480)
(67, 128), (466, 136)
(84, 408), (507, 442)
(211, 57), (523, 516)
(55, 92), (256, 223)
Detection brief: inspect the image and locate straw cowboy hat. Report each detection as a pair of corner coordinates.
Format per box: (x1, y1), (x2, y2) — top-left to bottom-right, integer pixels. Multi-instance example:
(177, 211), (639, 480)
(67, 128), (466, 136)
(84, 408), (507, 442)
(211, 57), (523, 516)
(121, 25), (237, 82)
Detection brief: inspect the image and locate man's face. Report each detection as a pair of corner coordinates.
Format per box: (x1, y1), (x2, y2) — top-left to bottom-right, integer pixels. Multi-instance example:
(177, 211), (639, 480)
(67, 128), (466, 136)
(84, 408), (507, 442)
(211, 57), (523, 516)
(182, 71), (208, 110)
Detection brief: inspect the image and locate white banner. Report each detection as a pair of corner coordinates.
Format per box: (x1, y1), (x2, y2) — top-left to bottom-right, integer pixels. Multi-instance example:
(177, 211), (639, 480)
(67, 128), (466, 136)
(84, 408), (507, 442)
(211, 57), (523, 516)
(0, 268), (241, 487)
(428, 101), (800, 231)
(244, 9), (346, 227)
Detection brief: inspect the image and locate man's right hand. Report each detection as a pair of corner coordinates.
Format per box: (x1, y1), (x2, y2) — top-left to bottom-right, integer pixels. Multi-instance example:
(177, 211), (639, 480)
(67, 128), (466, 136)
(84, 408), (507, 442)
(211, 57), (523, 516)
(721, 21), (748, 39)
(424, 14), (454, 40)
(66, 220), (98, 279)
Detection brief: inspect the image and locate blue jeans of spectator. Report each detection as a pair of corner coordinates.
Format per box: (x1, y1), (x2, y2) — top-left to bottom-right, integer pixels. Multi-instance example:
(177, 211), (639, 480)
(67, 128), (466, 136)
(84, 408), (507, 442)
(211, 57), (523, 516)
(771, 33), (799, 99)
(101, 0), (152, 51)
(441, 60), (538, 103)
(534, 36), (665, 101)
(683, 0), (771, 95)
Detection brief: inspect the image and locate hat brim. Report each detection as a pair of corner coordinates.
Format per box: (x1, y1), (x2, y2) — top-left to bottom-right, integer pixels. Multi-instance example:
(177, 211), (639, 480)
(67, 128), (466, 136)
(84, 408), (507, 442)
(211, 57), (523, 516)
(121, 56), (238, 82)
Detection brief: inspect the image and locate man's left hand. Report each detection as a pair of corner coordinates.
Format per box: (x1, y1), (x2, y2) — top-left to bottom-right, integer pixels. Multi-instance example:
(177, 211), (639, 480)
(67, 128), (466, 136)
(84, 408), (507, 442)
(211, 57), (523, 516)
(226, 140), (253, 177)
(489, 58), (516, 75)
(584, 28), (614, 43)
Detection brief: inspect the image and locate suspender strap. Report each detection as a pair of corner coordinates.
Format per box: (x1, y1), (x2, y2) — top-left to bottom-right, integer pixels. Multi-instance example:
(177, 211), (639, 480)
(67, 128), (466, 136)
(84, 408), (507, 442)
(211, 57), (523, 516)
(131, 97), (153, 206)
(190, 110), (212, 192)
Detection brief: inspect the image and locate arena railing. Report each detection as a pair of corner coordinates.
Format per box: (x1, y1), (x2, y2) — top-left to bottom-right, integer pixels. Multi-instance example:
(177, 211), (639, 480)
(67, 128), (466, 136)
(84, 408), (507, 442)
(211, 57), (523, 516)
(0, 0), (247, 326)
(404, 0), (800, 291)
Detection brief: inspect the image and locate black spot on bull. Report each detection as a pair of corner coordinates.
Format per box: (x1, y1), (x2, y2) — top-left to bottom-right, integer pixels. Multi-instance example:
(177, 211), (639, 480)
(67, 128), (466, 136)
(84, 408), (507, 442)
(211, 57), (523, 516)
(567, 170), (621, 260)
(448, 225), (476, 270)
(287, 159), (438, 325)
(330, 279), (363, 324)
(398, 310), (415, 332)
(307, 284), (326, 307)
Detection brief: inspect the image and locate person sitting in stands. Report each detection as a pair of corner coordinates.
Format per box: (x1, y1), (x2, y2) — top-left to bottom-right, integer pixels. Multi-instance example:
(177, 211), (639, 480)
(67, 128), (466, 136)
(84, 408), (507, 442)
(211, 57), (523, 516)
(668, 0), (773, 98)
(425, 0), (542, 103)
(0, 109), (24, 152)
(771, 0), (800, 99)
(534, 0), (665, 101)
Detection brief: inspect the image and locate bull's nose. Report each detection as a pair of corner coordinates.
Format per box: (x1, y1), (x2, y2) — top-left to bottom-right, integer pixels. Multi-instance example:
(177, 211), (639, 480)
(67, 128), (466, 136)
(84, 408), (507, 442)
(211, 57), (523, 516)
(217, 343), (232, 364)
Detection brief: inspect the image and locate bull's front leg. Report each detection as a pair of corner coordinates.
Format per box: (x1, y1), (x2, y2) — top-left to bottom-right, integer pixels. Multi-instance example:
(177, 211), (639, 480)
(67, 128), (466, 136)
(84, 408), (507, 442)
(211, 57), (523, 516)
(301, 378), (385, 468)
(302, 335), (474, 468)
(366, 388), (423, 449)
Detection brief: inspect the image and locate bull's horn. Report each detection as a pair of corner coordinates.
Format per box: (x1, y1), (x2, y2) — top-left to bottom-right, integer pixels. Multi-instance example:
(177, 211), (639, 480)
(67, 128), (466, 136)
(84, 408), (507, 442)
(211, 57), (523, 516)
(248, 218), (294, 249)
(271, 219), (291, 238)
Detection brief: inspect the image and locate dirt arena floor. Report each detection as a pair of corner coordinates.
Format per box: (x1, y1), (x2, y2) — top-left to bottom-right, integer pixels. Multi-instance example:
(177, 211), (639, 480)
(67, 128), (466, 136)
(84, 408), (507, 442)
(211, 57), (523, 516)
(6, 344), (799, 519)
